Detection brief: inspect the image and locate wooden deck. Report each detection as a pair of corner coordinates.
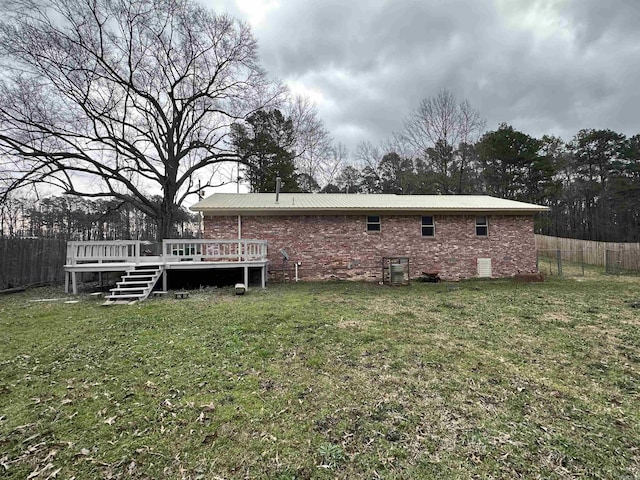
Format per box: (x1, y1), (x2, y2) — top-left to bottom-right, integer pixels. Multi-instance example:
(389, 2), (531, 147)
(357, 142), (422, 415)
(64, 239), (268, 294)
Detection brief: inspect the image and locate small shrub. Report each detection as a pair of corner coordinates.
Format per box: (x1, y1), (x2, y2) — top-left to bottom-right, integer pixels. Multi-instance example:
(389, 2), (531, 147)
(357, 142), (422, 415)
(317, 442), (346, 467)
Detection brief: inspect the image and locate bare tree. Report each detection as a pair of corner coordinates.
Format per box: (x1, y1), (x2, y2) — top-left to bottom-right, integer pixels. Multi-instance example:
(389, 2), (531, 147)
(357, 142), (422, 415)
(400, 90), (485, 193)
(456, 99), (486, 193)
(323, 142), (348, 187)
(0, 193), (21, 236)
(355, 141), (383, 171)
(285, 95), (333, 191)
(0, 0), (282, 239)
(403, 90), (460, 154)
(354, 141), (383, 193)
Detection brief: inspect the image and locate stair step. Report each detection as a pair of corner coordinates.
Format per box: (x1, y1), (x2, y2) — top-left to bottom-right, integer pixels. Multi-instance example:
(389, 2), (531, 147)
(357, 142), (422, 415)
(105, 294), (145, 299)
(103, 299), (137, 305)
(106, 266), (164, 303)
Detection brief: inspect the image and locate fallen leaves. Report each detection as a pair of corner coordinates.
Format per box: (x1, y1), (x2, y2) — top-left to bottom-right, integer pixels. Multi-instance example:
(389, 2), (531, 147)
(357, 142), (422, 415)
(103, 416), (117, 426)
(24, 449), (61, 479)
(26, 463), (54, 479)
(2, 279), (640, 478)
(199, 402), (216, 412)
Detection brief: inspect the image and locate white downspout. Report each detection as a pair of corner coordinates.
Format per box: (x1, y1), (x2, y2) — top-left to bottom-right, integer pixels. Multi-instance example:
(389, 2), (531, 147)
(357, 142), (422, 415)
(237, 215), (242, 261)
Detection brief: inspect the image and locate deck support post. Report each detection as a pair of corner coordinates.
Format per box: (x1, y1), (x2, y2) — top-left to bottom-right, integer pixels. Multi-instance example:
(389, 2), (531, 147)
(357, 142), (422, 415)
(162, 269), (167, 291)
(71, 271), (78, 294)
(98, 272), (103, 286)
(261, 265), (266, 288)
(65, 271), (69, 293)
(243, 265), (249, 289)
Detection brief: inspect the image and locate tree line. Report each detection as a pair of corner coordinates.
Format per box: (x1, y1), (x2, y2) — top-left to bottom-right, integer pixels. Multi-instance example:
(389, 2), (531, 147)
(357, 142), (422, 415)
(325, 126), (640, 243)
(0, 195), (199, 240)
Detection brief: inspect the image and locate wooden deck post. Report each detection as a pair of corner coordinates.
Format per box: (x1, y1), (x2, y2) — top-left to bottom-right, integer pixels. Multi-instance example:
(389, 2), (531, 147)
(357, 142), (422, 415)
(261, 265), (266, 288)
(65, 271), (69, 293)
(244, 265), (249, 289)
(71, 271), (78, 294)
(162, 269), (167, 291)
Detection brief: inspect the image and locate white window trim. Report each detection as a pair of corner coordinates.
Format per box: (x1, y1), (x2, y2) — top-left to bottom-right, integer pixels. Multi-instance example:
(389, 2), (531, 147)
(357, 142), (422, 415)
(475, 216), (489, 237)
(366, 215), (381, 232)
(421, 215), (435, 237)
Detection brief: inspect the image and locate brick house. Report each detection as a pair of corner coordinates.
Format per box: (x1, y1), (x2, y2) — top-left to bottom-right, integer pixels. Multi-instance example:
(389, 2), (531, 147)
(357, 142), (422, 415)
(191, 193), (548, 282)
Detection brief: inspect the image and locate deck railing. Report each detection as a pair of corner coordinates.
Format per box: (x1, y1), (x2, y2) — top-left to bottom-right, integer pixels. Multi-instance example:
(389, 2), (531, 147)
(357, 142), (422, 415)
(66, 240), (142, 265)
(65, 239), (267, 265)
(162, 239), (267, 262)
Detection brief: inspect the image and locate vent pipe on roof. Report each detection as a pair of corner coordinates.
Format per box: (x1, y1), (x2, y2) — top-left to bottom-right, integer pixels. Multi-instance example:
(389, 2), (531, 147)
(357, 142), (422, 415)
(275, 177), (281, 203)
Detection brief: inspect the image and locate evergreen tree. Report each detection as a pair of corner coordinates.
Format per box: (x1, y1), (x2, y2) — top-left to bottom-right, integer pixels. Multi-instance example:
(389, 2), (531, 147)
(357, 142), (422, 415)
(232, 109), (301, 193)
(477, 124), (557, 204)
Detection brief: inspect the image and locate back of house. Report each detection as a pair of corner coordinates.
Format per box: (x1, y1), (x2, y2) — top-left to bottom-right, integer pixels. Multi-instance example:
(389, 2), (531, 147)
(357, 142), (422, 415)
(191, 193), (548, 282)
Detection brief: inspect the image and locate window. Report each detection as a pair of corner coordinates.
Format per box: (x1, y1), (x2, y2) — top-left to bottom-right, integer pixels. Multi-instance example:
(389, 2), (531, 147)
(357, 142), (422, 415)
(366, 215), (381, 232)
(476, 216), (488, 236)
(421, 215), (435, 237)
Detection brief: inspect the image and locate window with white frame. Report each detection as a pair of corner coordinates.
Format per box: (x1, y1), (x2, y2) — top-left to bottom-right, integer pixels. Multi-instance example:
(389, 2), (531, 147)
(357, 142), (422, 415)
(475, 216), (488, 236)
(366, 215), (381, 232)
(421, 215), (435, 237)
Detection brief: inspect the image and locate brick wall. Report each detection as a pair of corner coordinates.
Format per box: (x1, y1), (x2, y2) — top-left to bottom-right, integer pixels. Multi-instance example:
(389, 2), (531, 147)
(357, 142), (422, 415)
(203, 214), (537, 281)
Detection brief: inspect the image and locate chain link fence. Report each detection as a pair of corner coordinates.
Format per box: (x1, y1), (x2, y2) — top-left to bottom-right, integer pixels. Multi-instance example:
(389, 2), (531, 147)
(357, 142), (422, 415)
(605, 249), (640, 275)
(536, 249), (585, 277)
(537, 235), (640, 277)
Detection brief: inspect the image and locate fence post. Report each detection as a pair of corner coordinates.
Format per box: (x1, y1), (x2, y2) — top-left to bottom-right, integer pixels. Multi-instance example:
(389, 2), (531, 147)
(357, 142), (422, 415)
(556, 248), (562, 276)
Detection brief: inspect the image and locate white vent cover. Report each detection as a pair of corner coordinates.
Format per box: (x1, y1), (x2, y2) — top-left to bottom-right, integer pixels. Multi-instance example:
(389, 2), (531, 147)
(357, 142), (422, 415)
(477, 258), (492, 278)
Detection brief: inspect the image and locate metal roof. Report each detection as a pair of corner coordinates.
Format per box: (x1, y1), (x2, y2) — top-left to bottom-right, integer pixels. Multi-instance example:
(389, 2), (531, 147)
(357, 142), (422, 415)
(191, 193), (549, 215)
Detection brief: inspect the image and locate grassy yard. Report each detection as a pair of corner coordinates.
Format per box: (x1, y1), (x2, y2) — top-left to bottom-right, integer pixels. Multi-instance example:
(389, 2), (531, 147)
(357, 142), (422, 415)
(1, 276), (639, 479)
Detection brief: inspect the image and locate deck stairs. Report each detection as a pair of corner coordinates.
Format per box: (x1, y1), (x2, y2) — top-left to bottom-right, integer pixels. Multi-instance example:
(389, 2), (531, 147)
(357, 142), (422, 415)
(105, 265), (163, 304)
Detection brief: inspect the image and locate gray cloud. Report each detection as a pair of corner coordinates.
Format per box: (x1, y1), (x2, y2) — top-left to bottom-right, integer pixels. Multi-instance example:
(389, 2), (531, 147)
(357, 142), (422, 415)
(563, 0), (640, 47)
(204, 0), (640, 154)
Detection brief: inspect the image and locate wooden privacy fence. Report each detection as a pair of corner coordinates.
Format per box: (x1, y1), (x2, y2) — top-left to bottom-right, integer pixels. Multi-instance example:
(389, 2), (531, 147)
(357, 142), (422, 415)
(536, 234), (640, 269)
(0, 237), (67, 289)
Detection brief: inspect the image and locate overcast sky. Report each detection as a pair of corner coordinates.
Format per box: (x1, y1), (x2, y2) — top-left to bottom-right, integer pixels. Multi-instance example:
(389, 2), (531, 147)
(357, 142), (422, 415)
(208, 0), (640, 157)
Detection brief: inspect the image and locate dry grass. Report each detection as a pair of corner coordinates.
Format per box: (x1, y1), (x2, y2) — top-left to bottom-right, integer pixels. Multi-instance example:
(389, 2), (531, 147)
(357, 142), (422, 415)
(1, 275), (639, 479)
